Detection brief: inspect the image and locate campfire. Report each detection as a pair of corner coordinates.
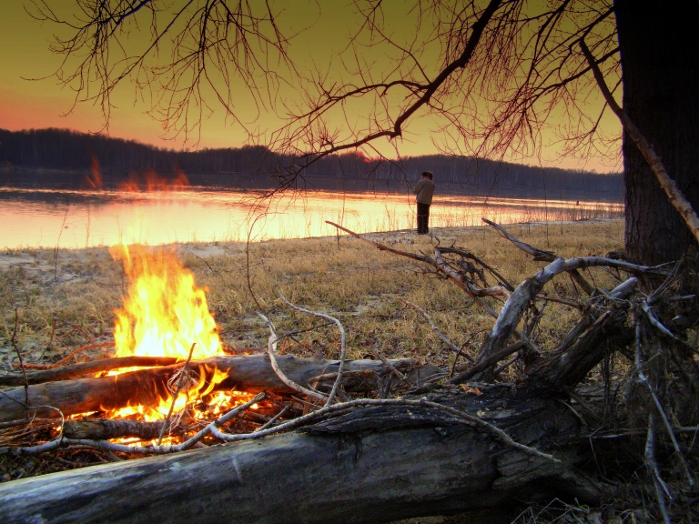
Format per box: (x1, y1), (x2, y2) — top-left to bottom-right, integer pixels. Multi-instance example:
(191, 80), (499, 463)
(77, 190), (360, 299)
(0, 236), (429, 459)
(102, 245), (254, 428)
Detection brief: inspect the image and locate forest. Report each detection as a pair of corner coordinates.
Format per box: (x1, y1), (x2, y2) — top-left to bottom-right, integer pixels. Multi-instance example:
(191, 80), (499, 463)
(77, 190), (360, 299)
(0, 127), (623, 199)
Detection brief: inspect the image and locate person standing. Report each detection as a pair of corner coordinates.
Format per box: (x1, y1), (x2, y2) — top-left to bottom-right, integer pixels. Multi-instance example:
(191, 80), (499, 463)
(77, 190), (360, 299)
(413, 170), (435, 234)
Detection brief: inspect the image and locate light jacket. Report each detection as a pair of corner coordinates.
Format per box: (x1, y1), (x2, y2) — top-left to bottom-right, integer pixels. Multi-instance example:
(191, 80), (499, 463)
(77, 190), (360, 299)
(413, 178), (435, 205)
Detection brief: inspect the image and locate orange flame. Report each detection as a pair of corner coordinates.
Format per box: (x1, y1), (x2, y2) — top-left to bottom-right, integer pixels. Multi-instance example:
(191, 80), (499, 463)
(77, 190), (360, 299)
(110, 244), (221, 361)
(106, 245), (241, 424)
(85, 155), (104, 190)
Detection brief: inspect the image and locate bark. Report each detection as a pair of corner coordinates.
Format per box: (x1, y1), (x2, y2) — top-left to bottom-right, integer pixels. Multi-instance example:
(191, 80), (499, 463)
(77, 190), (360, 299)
(63, 419), (167, 440)
(0, 356), (180, 386)
(0, 355), (438, 423)
(615, 0), (699, 264)
(0, 387), (602, 524)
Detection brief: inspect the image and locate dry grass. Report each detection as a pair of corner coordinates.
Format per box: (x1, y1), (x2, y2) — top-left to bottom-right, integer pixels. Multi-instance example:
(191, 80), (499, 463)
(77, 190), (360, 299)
(0, 219), (625, 372)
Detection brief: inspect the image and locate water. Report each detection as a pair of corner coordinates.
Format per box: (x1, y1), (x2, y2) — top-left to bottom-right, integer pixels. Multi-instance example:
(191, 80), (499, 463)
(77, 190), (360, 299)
(0, 186), (623, 250)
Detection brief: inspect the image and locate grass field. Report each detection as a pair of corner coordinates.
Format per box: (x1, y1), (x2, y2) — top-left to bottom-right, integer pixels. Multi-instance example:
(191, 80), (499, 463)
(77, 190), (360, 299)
(0, 218), (625, 374)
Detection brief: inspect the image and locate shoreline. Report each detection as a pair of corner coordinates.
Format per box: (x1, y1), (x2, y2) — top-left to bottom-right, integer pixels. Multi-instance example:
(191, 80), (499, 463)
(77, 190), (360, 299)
(0, 218), (623, 275)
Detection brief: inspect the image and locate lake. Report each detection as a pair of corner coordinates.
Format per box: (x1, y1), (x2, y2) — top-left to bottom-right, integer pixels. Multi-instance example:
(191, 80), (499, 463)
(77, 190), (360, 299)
(0, 185), (623, 250)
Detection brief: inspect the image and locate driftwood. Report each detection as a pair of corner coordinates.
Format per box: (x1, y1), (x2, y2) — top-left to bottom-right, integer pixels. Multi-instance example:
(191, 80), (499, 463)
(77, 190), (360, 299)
(0, 354), (438, 423)
(0, 385), (601, 524)
(481, 217), (594, 294)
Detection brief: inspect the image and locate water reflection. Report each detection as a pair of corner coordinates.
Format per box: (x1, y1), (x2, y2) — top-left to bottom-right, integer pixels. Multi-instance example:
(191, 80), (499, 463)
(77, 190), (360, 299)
(0, 187), (623, 250)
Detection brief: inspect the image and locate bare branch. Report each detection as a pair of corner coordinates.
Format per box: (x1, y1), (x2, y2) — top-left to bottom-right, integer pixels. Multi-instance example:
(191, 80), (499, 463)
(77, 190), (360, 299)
(399, 298), (474, 362)
(256, 311), (328, 401)
(276, 291), (347, 406)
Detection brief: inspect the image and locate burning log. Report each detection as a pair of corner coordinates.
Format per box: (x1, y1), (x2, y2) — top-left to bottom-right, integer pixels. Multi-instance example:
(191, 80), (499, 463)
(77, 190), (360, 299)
(0, 354), (439, 423)
(63, 418), (167, 440)
(0, 356), (180, 387)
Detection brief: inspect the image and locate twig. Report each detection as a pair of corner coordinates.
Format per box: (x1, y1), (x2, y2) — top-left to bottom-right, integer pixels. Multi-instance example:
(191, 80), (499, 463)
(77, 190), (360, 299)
(645, 414), (672, 524)
(157, 342), (196, 445)
(436, 246), (515, 292)
(277, 291), (347, 406)
(256, 312), (327, 401)
(492, 353), (521, 377)
(482, 217), (594, 295)
(0, 417), (59, 430)
(325, 221), (501, 319)
(246, 213), (267, 311)
(183, 247), (215, 274)
(1, 356), (180, 386)
(450, 340), (526, 384)
(399, 298), (474, 362)
(641, 300), (695, 351)
(370, 349), (406, 381)
(255, 404), (292, 432)
(10, 309), (29, 414)
(14, 342), (116, 370)
(477, 257), (655, 366)
(2, 393), (266, 457)
(634, 314), (694, 487)
(44, 315), (58, 354)
(53, 200), (70, 282)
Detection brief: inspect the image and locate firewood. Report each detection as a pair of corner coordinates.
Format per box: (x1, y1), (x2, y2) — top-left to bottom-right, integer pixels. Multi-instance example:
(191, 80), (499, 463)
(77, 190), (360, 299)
(0, 354), (440, 423)
(63, 419), (168, 440)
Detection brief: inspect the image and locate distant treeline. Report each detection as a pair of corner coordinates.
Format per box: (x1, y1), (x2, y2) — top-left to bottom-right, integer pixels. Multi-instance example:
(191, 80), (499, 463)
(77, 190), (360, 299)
(0, 128), (623, 199)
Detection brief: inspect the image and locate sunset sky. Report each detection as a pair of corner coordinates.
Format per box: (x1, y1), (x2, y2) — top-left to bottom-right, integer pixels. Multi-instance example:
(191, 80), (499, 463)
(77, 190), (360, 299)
(0, 1), (621, 172)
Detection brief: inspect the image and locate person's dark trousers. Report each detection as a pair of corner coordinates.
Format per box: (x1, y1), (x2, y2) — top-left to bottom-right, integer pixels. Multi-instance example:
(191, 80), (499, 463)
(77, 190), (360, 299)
(417, 202), (430, 234)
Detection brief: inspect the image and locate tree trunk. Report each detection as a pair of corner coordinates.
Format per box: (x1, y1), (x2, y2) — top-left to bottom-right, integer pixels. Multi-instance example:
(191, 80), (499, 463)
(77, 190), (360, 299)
(0, 388), (601, 524)
(615, 0), (699, 264)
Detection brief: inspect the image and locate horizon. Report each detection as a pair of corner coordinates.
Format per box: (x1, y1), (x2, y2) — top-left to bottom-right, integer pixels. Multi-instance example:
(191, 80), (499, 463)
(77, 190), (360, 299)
(0, 126), (621, 176)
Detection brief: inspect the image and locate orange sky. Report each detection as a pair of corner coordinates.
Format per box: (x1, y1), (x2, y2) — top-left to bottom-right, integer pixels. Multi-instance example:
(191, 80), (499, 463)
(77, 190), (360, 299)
(0, 1), (621, 172)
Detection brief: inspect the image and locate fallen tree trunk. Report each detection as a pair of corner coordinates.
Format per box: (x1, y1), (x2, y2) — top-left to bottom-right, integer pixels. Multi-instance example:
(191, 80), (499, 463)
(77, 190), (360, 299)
(0, 355), (437, 422)
(0, 386), (601, 524)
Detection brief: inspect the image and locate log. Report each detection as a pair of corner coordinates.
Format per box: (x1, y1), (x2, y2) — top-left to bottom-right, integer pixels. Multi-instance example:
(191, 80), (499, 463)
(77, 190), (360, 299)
(0, 356), (181, 386)
(0, 387), (602, 524)
(63, 418), (168, 440)
(0, 355), (440, 422)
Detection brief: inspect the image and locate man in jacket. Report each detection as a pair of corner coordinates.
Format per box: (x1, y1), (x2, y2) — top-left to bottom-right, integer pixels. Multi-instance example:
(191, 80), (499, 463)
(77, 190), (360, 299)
(413, 171), (435, 234)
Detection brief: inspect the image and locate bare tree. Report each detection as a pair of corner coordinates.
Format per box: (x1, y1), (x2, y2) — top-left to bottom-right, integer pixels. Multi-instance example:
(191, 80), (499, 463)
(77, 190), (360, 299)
(34, 0), (699, 263)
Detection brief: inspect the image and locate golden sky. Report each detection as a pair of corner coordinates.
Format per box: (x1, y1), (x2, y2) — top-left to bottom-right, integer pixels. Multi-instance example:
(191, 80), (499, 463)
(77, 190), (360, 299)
(0, 1), (621, 172)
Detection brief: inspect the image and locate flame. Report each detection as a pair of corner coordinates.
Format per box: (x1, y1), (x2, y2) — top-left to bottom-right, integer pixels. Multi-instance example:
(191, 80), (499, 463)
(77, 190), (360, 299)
(110, 244), (221, 360)
(85, 155), (104, 190)
(105, 245), (253, 429)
